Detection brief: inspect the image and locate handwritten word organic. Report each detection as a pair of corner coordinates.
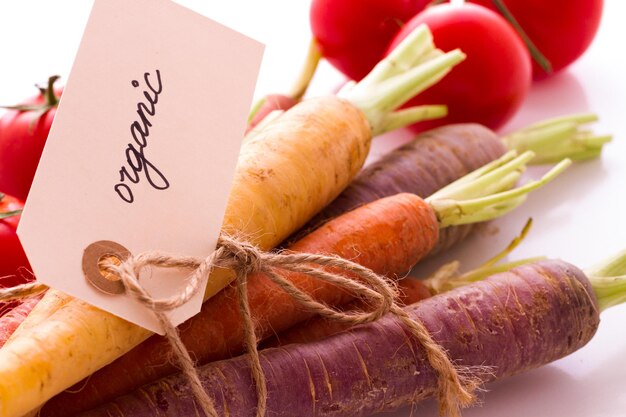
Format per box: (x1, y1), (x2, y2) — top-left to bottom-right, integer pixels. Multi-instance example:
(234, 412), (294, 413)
(114, 70), (169, 203)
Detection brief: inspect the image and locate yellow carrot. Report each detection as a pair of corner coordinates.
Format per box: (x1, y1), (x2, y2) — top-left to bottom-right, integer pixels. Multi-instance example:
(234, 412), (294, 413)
(0, 25), (465, 417)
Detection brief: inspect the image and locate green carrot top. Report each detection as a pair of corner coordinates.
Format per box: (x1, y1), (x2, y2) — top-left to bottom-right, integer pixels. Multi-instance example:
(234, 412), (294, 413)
(425, 151), (570, 228)
(502, 113), (612, 164)
(426, 240), (626, 314)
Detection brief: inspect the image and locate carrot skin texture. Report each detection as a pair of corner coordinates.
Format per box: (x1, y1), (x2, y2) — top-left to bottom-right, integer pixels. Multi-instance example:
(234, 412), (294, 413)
(78, 260), (599, 417)
(265, 277), (432, 346)
(41, 193), (439, 417)
(291, 123), (506, 249)
(0, 297), (40, 347)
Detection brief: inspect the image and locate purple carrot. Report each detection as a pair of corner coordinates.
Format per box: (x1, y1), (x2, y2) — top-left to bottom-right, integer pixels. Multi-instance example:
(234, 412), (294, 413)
(286, 123), (505, 252)
(78, 253), (626, 417)
(289, 115), (610, 254)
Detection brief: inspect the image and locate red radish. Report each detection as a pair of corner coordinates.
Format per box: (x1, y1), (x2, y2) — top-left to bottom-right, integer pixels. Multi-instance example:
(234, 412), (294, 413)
(310, 0), (431, 80)
(77, 253), (626, 417)
(246, 40), (322, 132)
(0, 192), (31, 287)
(470, 0), (604, 80)
(387, 3), (532, 132)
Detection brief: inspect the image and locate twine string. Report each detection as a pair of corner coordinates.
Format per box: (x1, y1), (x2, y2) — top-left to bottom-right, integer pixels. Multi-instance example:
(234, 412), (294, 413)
(0, 235), (476, 417)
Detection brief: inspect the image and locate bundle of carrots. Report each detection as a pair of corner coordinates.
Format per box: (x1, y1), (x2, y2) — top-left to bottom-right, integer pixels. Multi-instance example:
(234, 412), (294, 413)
(0, 24), (468, 417)
(76, 251), (626, 417)
(0, 19), (616, 417)
(38, 149), (570, 415)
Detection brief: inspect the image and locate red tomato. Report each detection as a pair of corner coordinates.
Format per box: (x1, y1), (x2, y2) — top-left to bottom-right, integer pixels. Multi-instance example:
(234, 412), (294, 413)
(0, 76), (61, 201)
(310, 0), (431, 80)
(388, 3), (531, 132)
(470, 0), (603, 80)
(0, 192), (31, 287)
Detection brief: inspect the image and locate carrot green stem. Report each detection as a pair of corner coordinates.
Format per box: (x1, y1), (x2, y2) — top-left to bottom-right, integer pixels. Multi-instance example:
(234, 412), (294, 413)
(427, 256), (546, 294)
(377, 105), (447, 134)
(585, 250), (626, 312)
(288, 39), (322, 100)
(356, 25), (434, 88)
(341, 24), (465, 135)
(424, 219), (542, 294)
(426, 152), (571, 227)
(502, 113), (612, 164)
(482, 218), (533, 267)
(429, 150), (527, 201)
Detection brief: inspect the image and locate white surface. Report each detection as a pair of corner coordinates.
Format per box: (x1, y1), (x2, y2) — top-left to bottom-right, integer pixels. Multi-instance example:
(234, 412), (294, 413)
(1, 1), (625, 416)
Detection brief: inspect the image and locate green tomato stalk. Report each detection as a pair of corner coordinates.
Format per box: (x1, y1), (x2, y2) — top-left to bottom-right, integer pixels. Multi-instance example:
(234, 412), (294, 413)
(0, 75), (61, 130)
(1, 75), (60, 112)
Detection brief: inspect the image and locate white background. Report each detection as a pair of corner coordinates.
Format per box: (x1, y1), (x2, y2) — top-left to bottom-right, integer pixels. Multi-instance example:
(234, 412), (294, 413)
(1, 1), (625, 416)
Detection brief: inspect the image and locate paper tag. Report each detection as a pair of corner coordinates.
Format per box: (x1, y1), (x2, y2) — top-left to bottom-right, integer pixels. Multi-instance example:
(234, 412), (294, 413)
(17, 0), (264, 333)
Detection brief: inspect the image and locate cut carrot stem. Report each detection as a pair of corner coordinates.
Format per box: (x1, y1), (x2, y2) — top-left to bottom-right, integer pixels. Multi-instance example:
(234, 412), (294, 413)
(584, 250), (626, 311)
(502, 113), (612, 164)
(427, 152), (571, 227)
(378, 105), (447, 133)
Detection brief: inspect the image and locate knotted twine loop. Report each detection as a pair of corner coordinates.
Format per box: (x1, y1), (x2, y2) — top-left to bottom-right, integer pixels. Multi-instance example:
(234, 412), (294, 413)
(0, 235), (477, 417)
